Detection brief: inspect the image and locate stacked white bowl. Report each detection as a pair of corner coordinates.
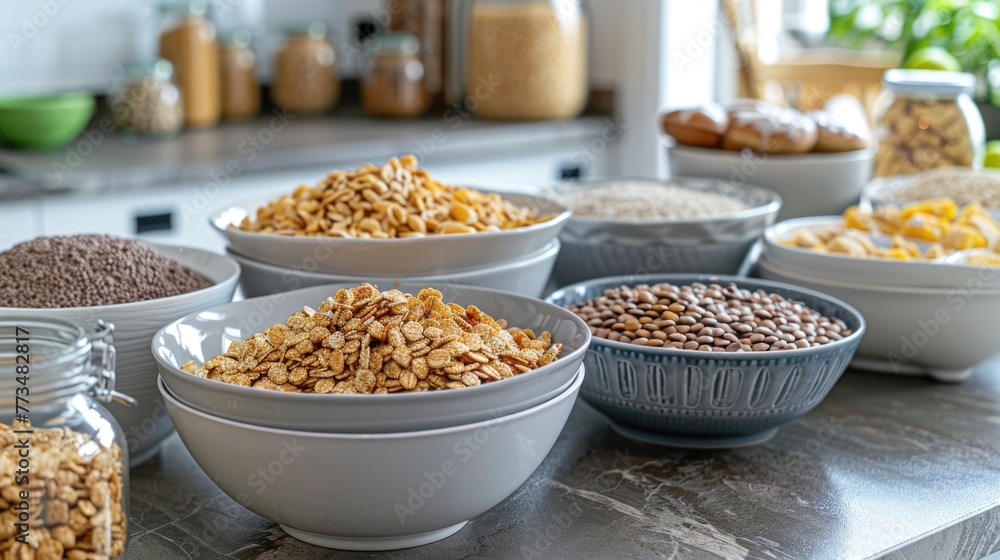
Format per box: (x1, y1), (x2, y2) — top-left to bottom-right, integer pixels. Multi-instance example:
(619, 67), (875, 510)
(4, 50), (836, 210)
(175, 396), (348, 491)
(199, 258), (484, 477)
(0, 243), (240, 464)
(211, 193), (569, 299)
(760, 217), (1000, 382)
(152, 283), (591, 551)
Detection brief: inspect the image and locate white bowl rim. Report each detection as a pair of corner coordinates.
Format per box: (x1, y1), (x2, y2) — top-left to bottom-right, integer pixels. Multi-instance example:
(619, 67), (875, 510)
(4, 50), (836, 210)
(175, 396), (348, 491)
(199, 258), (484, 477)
(158, 365), (583, 439)
(765, 215), (1000, 271)
(547, 273), (866, 360)
(153, 282), (592, 402)
(758, 254), (1000, 295)
(226, 238), (561, 279)
(211, 191), (571, 243)
(667, 143), (874, 162)
(0, 241), (240, 313)
(552, 176), (782, 227)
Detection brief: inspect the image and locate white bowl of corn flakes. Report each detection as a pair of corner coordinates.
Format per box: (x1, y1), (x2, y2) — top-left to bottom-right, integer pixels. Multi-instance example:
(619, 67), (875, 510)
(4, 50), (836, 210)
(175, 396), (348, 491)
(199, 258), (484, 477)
(210, 155), (570, 277)
(152, 282), (590, 432)
(763, 198), (1000, 290)
(159, 368), (583, 550)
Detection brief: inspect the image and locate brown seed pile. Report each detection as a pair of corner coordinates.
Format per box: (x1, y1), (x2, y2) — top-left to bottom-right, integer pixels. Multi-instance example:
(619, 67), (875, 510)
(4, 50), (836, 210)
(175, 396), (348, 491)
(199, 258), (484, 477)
(566, 282), (851, 352)
(235, 155), (554, 238)
(0, 235), (212, 308)
(0, 422), (126, 559)
(183, 283), (561, 394)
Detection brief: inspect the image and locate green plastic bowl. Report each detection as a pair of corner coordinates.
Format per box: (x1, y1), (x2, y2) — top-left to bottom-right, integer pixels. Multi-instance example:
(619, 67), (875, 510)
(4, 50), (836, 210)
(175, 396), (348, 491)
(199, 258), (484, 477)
(0, 92), (94, 149)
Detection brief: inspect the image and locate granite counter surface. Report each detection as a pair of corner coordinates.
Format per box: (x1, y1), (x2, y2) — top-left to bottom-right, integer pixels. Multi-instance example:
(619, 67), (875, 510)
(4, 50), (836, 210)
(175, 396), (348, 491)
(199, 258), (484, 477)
(125, 369), (1000, 560)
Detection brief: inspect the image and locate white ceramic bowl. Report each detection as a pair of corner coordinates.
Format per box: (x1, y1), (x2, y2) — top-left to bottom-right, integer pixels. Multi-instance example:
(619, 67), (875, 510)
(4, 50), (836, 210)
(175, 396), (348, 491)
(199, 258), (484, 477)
(153, 283), (590, 432)
(757, 255), (1000, 382)
(228, 239), (560, 299)
(668, 144), (872, 220)
(211, 193), (569, 276)
(764, 216), (1000, 290)
(0, 243), (240, 465)
(160, 367), (583, 550)
(551, 177), (781, 285)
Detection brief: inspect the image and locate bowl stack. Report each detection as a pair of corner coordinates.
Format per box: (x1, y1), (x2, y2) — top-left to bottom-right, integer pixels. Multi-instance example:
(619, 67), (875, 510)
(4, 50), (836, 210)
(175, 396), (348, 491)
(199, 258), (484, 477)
(0, 243), (240, 465)
(212, 193), (569, 299)
(547, 274), (864, 448)
(760, 217), (1000, 381)
(152, 283), (590, 551)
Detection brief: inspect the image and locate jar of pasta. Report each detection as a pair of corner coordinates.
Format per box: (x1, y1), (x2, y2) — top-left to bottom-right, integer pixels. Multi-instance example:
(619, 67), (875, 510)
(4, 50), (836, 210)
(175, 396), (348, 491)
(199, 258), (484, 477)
(219, 29), (260, 120)
(158, 0), (221, 128)
(0, 319), (134, 559)
(362, 33), (429, 118)
(462, 0), (588, 120)
(873, 69), (986, 177)
(272, 21), (341, 115)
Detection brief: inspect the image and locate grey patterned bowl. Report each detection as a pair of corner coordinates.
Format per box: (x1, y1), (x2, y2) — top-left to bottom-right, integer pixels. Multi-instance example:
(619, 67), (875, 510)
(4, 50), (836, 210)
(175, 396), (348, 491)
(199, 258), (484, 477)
(546, 274), (865, 448)
(550, 177), (782, 286)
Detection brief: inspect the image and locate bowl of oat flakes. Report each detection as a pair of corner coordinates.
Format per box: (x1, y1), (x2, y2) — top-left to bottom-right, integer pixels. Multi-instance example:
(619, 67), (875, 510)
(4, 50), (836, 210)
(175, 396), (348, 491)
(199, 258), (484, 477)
(550, 177), (781, 285)
(210, 155), (570, 277)
(152, 282), (590, 432)
(0, 235), (240, 465)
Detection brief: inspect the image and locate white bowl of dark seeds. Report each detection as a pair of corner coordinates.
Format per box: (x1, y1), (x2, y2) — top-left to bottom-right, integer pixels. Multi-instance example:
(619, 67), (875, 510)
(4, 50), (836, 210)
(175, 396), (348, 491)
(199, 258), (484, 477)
(0, 235), (240, 464)
(547, 274), (864, 448)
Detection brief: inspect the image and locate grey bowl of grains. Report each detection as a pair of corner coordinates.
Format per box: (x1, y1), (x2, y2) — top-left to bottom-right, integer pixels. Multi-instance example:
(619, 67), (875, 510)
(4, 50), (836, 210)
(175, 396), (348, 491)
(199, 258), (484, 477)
(550, 177), (781, 286)
(547, 274), (864, 448)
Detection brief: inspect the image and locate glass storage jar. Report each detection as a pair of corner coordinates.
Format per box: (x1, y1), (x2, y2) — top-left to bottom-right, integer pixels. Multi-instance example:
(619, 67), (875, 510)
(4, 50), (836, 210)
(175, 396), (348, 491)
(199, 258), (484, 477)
(462, 0), (588, 120)
(219, 29), (261, 120)
(362, 33), (429, 118)
(272, 21), (341, 115)
(388, 0), (446, 106)
(109, 59), (184, 141)
(158, 0), (221, 127)
(0, 318), (134, 559)
(873, 69), (986, 177)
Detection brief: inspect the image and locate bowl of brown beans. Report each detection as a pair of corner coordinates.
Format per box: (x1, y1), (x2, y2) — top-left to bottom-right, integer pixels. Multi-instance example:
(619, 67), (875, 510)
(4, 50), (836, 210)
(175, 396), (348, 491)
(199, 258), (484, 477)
(547, 274), (864, 448)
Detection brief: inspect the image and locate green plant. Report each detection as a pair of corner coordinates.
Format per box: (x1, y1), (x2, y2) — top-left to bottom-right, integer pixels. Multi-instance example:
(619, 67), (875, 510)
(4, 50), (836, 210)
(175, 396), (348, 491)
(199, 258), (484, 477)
(828, 0), (1000, 103)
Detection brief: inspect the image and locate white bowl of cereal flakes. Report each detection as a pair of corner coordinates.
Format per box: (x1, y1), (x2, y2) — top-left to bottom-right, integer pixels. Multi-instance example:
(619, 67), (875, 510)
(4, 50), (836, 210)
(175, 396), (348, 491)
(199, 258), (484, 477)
(152, 282), (590, 432)
(550, 177), (781, 285)
(210, 155), (570, 277)
(0, 236), (240, 465)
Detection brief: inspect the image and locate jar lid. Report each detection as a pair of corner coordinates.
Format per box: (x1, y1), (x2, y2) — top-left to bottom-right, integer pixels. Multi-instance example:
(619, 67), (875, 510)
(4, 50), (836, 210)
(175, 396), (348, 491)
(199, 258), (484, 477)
(375, 32), (421, 55)
(160, 0), (208, 16)
(220, 28), (253, 47)
(285, 20), (328, 39)
(882, 69), (976, 96)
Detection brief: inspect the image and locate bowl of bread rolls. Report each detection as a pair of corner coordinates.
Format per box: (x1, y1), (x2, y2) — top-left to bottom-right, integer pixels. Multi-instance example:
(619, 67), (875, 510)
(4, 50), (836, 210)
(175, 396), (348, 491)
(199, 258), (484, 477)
(663, 96), (874, 220)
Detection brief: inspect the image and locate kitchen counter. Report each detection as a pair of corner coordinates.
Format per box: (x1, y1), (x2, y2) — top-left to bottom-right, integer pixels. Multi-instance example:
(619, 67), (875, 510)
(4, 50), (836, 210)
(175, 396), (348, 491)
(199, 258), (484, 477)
(126, 369), (1000, 560)
(0, 114), (612, 196)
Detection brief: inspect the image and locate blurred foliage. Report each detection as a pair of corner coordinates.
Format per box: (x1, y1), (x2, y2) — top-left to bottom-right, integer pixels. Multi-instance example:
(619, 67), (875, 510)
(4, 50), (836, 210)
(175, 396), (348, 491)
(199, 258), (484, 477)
(828, 0), (1000, 103)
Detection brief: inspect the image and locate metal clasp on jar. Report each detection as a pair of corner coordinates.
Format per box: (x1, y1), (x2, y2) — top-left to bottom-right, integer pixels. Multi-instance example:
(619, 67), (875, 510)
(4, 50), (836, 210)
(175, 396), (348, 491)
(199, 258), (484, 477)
(87, 320), (138, 407)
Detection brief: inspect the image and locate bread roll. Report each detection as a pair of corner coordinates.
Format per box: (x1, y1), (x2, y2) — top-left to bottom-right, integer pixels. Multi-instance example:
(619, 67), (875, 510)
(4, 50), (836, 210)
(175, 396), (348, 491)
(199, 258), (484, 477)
(723, 106), (818, 153)
(662, 103), (728, 148)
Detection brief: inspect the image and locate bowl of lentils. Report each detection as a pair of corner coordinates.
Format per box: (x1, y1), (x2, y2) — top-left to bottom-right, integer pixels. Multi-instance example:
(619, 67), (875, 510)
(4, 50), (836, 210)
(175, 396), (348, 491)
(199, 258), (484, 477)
(547, 274), (864, 448)
(0, 234), (240, 465)
(549, 177), (782, 285)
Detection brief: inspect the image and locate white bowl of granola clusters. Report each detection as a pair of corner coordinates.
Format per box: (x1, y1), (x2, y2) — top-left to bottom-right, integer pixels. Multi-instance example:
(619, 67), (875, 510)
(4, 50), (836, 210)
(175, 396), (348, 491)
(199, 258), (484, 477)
(551, 177), (781, 285)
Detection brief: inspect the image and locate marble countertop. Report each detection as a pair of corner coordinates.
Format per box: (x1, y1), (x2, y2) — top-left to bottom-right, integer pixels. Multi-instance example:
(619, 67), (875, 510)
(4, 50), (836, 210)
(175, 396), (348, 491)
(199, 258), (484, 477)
(0, 113), (609, 196)
(125, 369), (1000, 560)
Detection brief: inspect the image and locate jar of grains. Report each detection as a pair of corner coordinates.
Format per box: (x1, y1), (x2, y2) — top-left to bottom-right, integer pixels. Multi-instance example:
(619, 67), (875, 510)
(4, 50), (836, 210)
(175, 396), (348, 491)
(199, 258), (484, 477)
(109, 59), (184, 141)
(0, 319), (134, 559)
(272, 21), (341, 115)
(387, 0), (446, 106)
(463, 0), (588, 120)
(873, 69), (986, 177)
(218, 29), (261, 120)
(158, 0), (221, 128)
(362, 33), (429, 118)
